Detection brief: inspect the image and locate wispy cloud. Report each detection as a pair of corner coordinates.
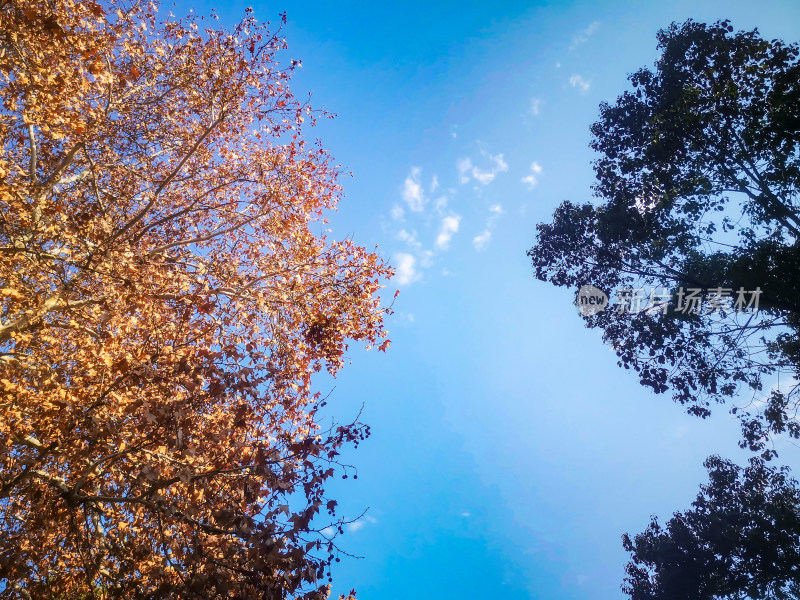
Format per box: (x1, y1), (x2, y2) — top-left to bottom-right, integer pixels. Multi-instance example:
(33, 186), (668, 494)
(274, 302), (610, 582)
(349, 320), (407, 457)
(569, 74), (591, 94)
(473, 230), (491, 251)
(345, 515), (378, 533)
(436, 215), (461, 250)
(521, 161), (543, 190)
(530, 97), (542, 116)
(472, 202), (504, 252)
(457, 158), (472, 184)
(402, 167), (426, 212)
(397, 312), (415, 325)
(390, 204), (405, 220)
(388, 169), (453, 287)
(394, 252), (419, 286)
(569, 21), (600, 51)
(457, 151), (509, 185)
(387, 163), (473, 283)
(396, 228), (422, 249)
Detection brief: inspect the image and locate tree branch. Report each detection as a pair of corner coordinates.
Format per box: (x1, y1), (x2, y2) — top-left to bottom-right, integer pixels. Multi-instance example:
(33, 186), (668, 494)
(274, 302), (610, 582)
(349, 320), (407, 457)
(27, 124), (37, 185)
(113, 114), (227, 242)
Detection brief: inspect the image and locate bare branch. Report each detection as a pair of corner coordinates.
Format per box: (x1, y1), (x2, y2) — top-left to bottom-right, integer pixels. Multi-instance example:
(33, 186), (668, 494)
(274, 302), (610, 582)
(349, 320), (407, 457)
(37, 142), (85, 198)
(27, 124), (37, 185)
(147, 209), (263, 256)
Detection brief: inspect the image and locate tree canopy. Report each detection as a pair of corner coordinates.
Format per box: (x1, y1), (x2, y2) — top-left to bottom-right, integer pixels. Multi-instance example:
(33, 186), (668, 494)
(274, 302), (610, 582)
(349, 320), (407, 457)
(528, 19), (800, 454)
(0, 1), (390, 598)
(622, 456), (800, 600)
(529, 18), (800, 599)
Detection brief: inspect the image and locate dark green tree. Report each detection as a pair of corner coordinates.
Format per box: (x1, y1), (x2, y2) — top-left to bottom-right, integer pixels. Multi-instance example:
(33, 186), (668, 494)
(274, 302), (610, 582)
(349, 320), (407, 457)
(528, 19), (800, 453)
(622, 456), (800, 600)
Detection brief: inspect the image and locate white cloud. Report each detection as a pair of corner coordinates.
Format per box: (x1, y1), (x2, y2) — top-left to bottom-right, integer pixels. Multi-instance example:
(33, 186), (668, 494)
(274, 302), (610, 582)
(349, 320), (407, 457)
(396, 228), (421, 249)
(321, 526), (335, 537)
(345, 515), (378, 532)
(398, 312), (415, 324)
(472, 203), (505, 252)
(763, 376), (800, 406)
(521, 162), (543, 190)
(402, 167), (426, 212)
(460, 511), (471, 518)
(471, 202), (504, 252)
(569, 74), (591, 94)
(457, 151), (509, 186)
(390, 204), (405, 220)
(394, 252), (419, 286)
(476, 153), (508, 184)
(473, 230), (491, 251)
(387, 168), (460, 286)
(436, 215), (461, 250)
(569, 21), (600, 51)
(419, 250), (434, 268)
(457, 157), (473, 184)
(530, 97), (542, 116)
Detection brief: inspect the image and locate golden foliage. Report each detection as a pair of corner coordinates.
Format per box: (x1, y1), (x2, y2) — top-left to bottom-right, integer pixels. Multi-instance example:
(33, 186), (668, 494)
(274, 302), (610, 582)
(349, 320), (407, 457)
(0, 2), (391, 598)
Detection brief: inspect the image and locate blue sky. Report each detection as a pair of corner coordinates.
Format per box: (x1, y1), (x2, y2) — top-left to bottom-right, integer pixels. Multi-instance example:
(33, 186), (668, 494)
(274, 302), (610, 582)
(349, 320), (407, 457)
(178, 1), (800, 598)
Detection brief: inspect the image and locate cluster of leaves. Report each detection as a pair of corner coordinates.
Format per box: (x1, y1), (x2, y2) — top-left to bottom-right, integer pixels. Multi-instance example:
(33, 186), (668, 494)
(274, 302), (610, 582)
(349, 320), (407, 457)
(529, 19), (800, 453)
(622, 456), (800, 600)
(0, 1), (391, 598)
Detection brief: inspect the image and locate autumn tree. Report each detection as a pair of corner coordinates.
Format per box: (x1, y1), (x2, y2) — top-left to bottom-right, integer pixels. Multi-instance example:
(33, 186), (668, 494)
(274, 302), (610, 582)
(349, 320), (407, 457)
(0, 1), (391, 598)
(528, 20), (800, 454)
(622, 456), (800, 600)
